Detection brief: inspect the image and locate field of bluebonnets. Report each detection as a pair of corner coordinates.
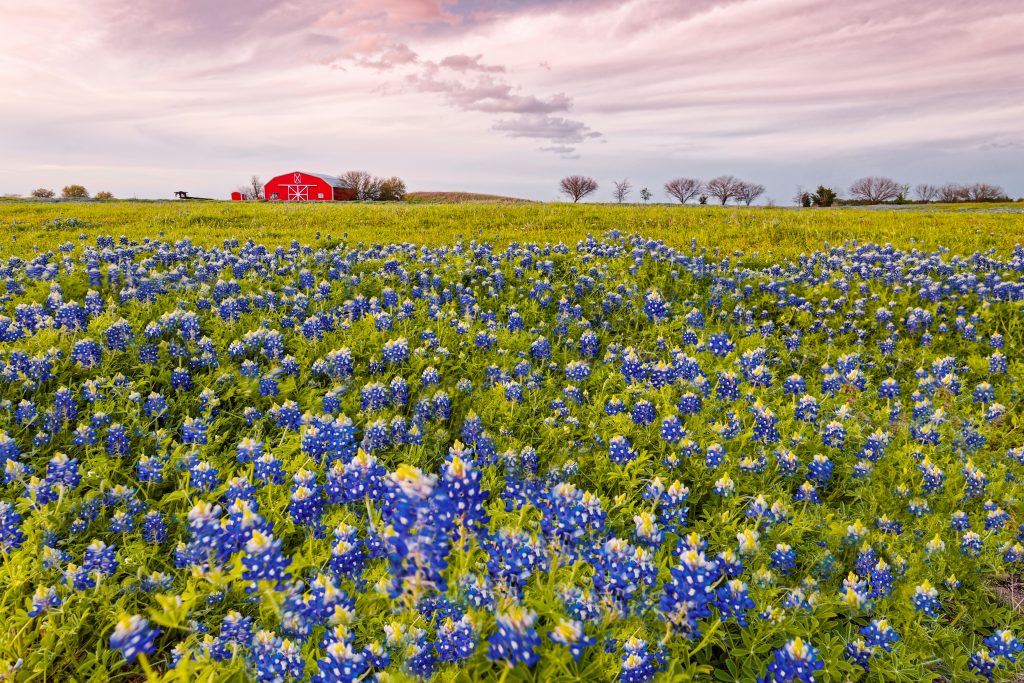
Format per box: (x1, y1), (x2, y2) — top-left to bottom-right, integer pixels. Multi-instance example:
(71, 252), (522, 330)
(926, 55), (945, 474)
(3, 201), (1024, 682)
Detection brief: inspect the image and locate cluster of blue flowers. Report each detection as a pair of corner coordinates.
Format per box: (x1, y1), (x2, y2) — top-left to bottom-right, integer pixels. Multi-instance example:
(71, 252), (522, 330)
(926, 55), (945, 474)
(1, 231), (1024, 681)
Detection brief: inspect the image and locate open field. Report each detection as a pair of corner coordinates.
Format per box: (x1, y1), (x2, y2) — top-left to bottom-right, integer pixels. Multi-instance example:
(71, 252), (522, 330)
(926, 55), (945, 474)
(2, 200), (1024, 682)
(2, 200), (1024, 260)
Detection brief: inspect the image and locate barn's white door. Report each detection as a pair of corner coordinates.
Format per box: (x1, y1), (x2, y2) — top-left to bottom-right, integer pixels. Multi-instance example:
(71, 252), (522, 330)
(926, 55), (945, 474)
(284, 173), (314, 201)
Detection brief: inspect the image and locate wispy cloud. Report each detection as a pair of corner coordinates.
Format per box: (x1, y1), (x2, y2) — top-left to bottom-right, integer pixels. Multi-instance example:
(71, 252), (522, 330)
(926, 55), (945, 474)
(437, 54), (505, 73)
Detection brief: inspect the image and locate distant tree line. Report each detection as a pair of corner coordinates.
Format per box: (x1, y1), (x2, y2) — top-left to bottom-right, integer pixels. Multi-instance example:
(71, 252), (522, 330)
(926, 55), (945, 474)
(561, 175), (765, 205)
(559, 173), (1016, 207)
(24, 185), (113, 199)
(338, 171), (407, 201)
(796, 176), (1011, 207)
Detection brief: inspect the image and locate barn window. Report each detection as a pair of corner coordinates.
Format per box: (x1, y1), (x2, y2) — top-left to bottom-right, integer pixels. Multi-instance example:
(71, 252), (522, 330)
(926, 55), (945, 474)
(318, 192), (324, 199)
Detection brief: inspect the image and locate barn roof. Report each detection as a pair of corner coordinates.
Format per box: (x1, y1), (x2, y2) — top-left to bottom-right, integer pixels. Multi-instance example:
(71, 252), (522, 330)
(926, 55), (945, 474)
(304, 172), (351, 189)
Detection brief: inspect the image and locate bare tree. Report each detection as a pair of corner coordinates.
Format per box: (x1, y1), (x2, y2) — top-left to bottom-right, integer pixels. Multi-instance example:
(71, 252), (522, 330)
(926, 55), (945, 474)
(663, 177), (703, 204)
(559, 175), (598, 203)
(612, 178), (632, 204)
(939, 183), (968, 202)
(848, 176), (902, 203)
(736, 181), (766, 206)
(966, 182), (1006, 201)
(340, 170), (383, 201)
(247, 175), (264, 200)
(705, 175), (741, 205)
(915, 184), (939, 202)
(31, 188), (55, 198)
(792, 186), (806, 207)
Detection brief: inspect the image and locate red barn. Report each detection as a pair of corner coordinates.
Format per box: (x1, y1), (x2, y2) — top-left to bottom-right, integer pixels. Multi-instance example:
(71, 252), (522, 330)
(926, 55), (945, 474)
(263, 171), (355, 202)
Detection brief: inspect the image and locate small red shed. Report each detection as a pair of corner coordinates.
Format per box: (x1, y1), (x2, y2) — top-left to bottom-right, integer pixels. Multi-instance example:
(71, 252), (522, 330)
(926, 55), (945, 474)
(263, 171), (355, 202)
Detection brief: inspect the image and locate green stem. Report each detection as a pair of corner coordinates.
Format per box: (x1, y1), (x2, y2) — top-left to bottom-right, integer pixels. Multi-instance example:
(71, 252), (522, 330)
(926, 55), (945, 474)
(138, 653), (159, 682)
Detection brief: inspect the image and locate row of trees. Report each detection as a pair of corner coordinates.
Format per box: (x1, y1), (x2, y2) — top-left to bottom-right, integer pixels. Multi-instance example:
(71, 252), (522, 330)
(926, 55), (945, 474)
(29, 186), (113, 199)
(338, 171), (407, 202)
(797, 177), (1010, 206)
(561, 175), (766, 205)
(562, 174), (1012, 206)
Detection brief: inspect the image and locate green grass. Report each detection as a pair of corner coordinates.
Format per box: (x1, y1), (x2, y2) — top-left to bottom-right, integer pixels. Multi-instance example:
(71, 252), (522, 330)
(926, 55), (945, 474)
(1, 200), (1023, 260)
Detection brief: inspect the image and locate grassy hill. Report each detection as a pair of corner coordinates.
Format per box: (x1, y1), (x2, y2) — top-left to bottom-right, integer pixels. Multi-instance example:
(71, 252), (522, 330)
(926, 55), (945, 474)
(403, 191), (535, 204)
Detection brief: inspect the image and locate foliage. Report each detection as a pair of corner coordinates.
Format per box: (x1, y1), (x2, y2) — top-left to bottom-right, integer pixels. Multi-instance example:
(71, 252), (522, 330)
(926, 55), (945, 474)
(30, 188), (56, 199)
(811, 186), (837, 207)
(95, 191), (114, 200)
(61, 185), (89, 199)
(378, 177), (407, 202)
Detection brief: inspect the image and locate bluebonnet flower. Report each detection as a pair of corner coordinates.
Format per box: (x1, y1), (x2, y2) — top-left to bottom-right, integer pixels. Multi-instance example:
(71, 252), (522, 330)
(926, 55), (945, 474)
(487, 605), (540, 666)
(84, 539), (118, 576)
(185, 458), (217, 492)
(311, 641), (367, 683)
(678, 392), (702, 415)
(660, 546), (720, 638)
(643, 289), (670, 321)
(28, 585), (61, 617)
(548, 619), (595, 661)
(242, 530), (292, 587)
(770, 544), (797, 575)
(714, 472), (735, 497)
(289, 469), (326, 536)
(984, 630), (1023, 662)
(758, 637), (820, 683)
(440, 443), (489, 529)
(961, 532), (984, 557)
(619, 637), (665, 683)
(250, 631), (305, 682)
(783, 374), (806, 395)
(631, 400), (655, 426)
(716, 579), (756, 626)
(707, 333), (734, 357)
(910, 580), (940, 616)
(435, 615), (476, 663)
(704, 443), (725, 468)
(969, 648), (997, 681)
(609, 435), (637, 466)
(529, 336), (551, 361)
(181, 416), (208, 445)
(868, 559), (894, 598)
(109, 615), (159, 663)
(860, 619), (899, 652)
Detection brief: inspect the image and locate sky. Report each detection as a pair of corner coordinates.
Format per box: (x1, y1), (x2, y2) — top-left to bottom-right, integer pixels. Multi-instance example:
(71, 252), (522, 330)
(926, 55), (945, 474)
(1, 0), (1023, 203)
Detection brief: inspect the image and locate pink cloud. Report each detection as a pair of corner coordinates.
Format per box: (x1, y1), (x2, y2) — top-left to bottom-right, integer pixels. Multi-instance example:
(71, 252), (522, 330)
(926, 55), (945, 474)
(438, 54), (505, 73)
